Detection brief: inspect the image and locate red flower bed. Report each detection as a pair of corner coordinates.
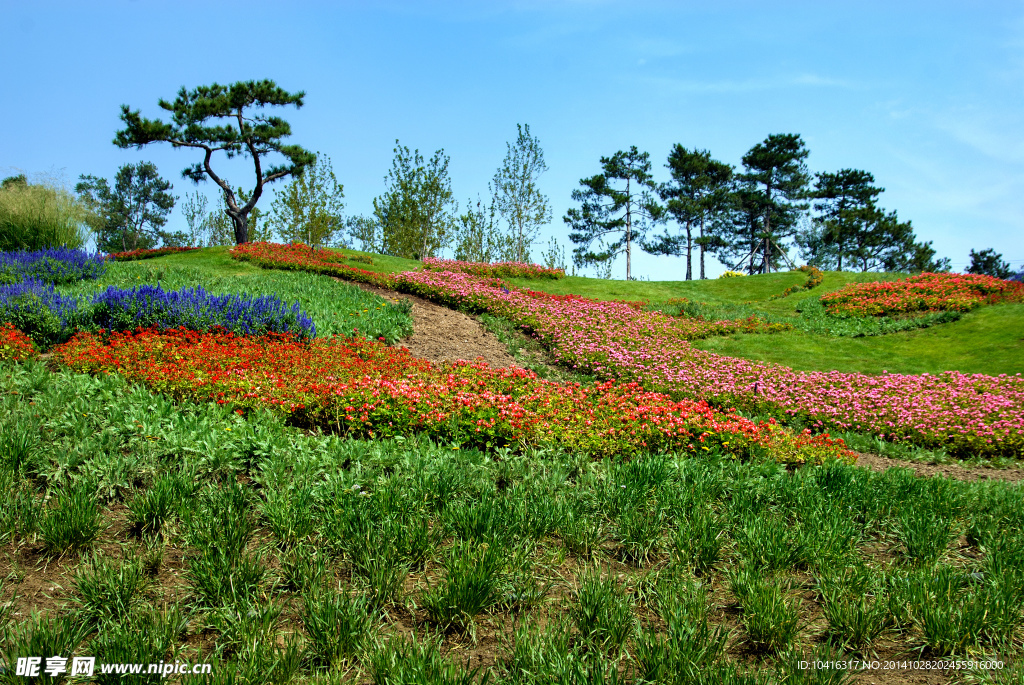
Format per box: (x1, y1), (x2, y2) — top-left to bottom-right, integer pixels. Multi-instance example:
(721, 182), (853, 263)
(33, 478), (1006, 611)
(107, 247), (201, 261)
(230, 242), (394, 288)
(51, 327), (853, 465)
(821, 272), (1024, 317)
(0, 323), (38, 362)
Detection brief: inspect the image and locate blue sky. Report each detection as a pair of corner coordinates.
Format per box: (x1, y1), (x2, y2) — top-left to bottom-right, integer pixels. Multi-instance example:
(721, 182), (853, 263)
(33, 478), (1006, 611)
(2, 1), (1022, 280)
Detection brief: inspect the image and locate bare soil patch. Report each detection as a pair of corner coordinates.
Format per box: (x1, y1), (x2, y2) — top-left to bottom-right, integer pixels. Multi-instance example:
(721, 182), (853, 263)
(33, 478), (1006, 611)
(347, 281), (520, 369)
(853, 451), (1024, 483)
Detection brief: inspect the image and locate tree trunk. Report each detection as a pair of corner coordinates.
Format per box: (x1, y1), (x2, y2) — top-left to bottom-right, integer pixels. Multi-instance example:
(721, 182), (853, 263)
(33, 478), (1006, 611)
(699, 215), (706, 279)
(763, 237), (770, 274)
(231, 212), (249, 245)
(685, 220), (692, 281)
(625, 176), (632, 281)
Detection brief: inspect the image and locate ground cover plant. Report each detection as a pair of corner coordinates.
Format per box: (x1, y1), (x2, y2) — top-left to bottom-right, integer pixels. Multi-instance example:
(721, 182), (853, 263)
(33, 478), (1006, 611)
(422, 257), (566, 279)
(214, 243), (1024, 458)
(388, 268), (1024, 458)
(821, 272), (1024, 317)
(0, 323), (37, 362)
(0, 247), (414, 349)
(106, 246), (201, 261)
(230, 241), (399, 288)
(50, 326), (850, 464)
(1, 359), (1022, 684)
(65, 257), (413, 344)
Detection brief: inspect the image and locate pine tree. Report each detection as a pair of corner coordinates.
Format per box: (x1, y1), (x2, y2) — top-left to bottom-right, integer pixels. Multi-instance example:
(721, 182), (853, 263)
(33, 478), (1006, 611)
(564, 147), (663, 280)
(114, 79), (314, 244)
(738, 133), (810, 273)
(966, 248), (1013, 279)
(646, 146), (733, 280)
(799, 169), (883, 270)
(75, 162), (175, 253)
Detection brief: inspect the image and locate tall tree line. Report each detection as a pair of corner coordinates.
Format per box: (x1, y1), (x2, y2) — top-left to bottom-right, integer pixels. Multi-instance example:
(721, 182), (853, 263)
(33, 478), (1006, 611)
(564, 133), (950, 279)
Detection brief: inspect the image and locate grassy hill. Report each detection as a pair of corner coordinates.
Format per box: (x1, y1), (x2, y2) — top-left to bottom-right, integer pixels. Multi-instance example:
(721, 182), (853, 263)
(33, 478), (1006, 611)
(510, 269), (1024, 377)
(142, 248), (1023, 377)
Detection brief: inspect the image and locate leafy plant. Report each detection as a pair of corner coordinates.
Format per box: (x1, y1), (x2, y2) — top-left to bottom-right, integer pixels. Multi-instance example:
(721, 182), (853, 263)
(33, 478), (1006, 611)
(74, 554), (148, 626)
(301, 586), (375, 667)
(38, 479), (103, 554)
(570, 569), (635, 655)
(421, 541), (504, 631)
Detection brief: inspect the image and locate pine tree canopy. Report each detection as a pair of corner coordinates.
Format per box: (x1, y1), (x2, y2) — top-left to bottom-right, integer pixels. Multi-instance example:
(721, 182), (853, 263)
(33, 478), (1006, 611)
(113, 79), (314, 245)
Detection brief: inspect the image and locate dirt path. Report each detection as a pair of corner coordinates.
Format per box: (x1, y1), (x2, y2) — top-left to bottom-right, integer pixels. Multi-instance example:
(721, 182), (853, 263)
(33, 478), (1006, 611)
(349, 281), (520, 369)
(852, 451), (1024, 482)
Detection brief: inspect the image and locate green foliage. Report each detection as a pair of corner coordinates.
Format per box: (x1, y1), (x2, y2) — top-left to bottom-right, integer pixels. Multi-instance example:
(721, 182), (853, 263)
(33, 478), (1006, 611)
(0, 612), (90, 684)
(75, 162), (175, 253)
(454, 195), (512, 263)
(722, 133), (810, 275)
(89, 606), (187, 685)
(301, 586), (375, 668)
(38, 480), (104, 554)
(5, 358), (1024, 684)
(0, 175), (94, 251)
(373, 141), (457, 260)
(267, 152), (346, 248)
(492, 123), (552, 263)
(647, 145), (733, 280)
(968, 248), (1014, 279)
(570, 569), (635, 654)
(115, 79), (315, 245)
(73, 554), (148, 625)
(369, 633), (485, 685)
(60, 259), (413, 344)
(738, 576), (801, 652)
(564, 146), (663, 280)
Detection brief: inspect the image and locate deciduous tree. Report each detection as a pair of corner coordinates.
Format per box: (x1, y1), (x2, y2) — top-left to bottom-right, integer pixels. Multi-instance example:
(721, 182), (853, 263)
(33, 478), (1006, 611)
(564, 146), (663, 280)
(372, 141), (456, 260)
(114, 79), (314, 244)
(492, 124), (551, 263)
(453, 195), (510, 263)
(267, 152), (345, 248)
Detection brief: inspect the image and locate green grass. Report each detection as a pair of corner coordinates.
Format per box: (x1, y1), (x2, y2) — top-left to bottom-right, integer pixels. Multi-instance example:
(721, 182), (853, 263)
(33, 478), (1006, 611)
(504, 268), (1024, 376)
(56, 249), (415, 344)
(694, 303), (1024, 376)
(3, 358), (1024, 682)
(506, 270), (899, 310)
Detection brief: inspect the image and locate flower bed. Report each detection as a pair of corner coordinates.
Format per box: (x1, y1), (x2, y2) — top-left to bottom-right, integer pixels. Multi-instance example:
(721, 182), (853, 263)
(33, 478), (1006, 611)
(422, 257), (565, 279)
(0, 323), (38, 362)
(1, 280), (316, 349)
(0, 278), (84, 348)
(51, 326), (852, 465)
(821, 272), (1024, 317)
(392, 269), (1024, 458)
(229, 242), (393, 288)
(0, 248), (106, 285)
(222, 243), (1024, 457)
(106, 246), (201, 261)
(90, 285), (316, 340)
